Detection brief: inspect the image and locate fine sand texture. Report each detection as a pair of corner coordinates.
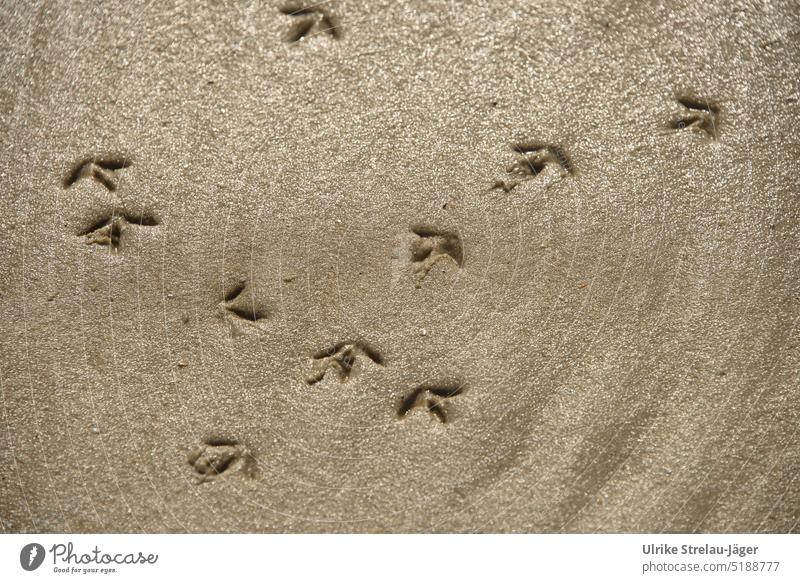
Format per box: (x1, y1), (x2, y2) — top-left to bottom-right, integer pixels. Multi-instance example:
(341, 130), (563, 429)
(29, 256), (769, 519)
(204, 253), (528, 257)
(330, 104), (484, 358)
(0, 0), (798, 533)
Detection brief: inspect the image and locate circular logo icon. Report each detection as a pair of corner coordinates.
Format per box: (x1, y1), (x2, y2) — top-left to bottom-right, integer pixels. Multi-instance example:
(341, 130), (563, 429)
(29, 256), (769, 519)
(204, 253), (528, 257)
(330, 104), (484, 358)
(20, 543), (45, 571)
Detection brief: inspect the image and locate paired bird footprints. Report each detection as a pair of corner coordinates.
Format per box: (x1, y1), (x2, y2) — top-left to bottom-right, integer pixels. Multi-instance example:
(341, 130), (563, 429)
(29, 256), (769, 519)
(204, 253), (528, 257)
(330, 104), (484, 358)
(305, 341), (466, 423)
(189, 351), (464, 484)
(492, 96), (718, 192)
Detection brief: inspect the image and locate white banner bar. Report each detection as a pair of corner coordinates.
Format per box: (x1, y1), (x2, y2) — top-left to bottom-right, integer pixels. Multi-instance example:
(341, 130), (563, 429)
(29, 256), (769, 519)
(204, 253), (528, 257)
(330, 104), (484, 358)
(1, 534), (797, 582)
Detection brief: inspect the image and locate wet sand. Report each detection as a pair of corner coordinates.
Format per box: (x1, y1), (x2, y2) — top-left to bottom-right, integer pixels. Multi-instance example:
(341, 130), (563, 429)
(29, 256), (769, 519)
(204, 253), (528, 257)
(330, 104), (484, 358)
(0, 0), (798, 532)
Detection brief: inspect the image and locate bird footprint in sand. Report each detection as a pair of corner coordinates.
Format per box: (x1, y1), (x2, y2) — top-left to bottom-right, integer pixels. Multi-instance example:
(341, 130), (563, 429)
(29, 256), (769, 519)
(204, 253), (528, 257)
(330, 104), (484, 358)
(493, 143), (573, 192)
(63, 156), (132, 192)
(306, 341), (384, 385)
(188, 438), (253, 484)
(80, 212), (159, 253)
(397, 383), (466, 423)
(280, 1), (341, 42)
(670, 97), (720, 140)
(409, 225), (463, 275)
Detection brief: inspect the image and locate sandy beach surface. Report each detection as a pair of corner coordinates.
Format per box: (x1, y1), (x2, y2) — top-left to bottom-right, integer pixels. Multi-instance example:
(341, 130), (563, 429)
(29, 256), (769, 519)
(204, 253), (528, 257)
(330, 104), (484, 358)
(0, 0), (798, 532)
